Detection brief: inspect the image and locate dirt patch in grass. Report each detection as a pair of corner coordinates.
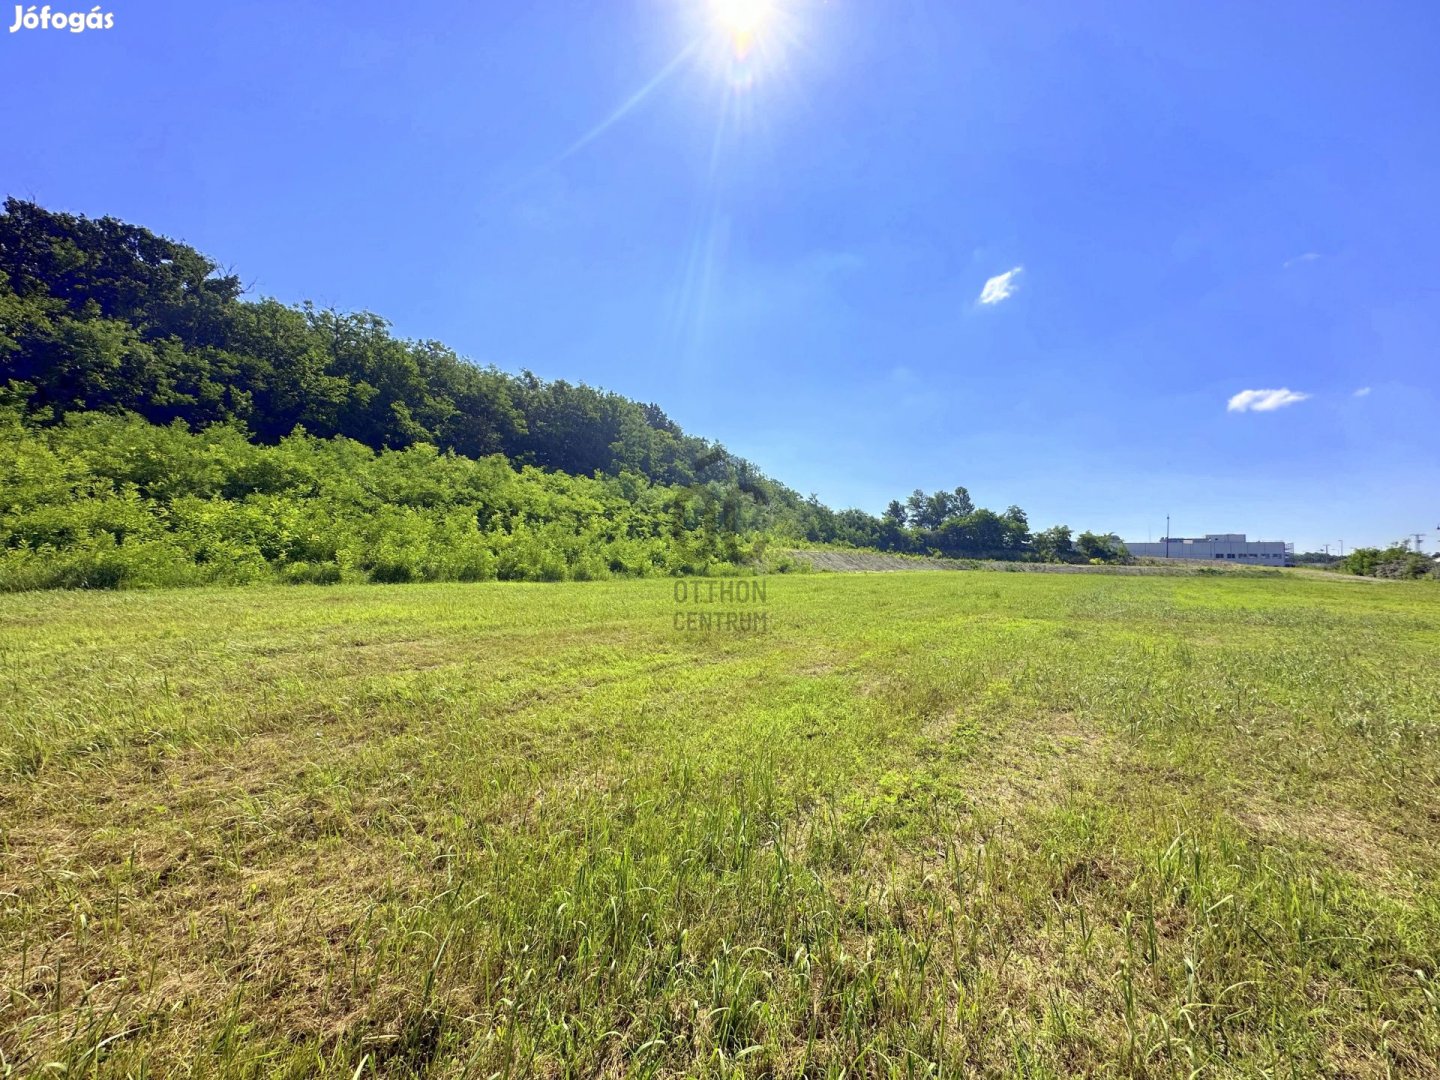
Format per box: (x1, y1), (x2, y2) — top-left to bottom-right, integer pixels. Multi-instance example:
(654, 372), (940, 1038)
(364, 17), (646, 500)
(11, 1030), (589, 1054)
(1234, 800), (1400, 881)
(0, 712), (452, 1070)
(954, 711), (1121, 816)
(0, 835), (433, 1071)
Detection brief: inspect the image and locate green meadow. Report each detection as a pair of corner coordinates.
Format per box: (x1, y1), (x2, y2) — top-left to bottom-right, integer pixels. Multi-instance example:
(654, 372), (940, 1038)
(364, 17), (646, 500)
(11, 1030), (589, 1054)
(3, 571), (1439, 1077)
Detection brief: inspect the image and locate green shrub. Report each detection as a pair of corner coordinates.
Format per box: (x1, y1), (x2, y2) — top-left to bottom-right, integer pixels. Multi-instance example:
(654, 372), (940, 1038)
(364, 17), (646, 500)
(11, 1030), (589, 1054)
(1340, 546), (1438, 580)
(0, 408), (782, 591)
(279, 561), (343, 585)
(0, 537), (209, 591)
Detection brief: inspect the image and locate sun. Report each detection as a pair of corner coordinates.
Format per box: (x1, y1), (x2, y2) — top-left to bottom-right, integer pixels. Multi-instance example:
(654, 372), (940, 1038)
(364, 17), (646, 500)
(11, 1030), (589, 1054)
(710, 0), (772, 35)
(709, 0), (774, 56)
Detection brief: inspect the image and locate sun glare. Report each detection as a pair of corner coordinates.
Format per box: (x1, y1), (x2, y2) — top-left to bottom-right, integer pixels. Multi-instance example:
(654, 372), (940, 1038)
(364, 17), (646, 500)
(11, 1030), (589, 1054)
(710, 0), (774, 57)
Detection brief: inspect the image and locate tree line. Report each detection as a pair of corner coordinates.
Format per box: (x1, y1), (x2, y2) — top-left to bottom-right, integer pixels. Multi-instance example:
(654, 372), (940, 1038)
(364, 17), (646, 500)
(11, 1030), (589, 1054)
(797, 486), (1125, 562)
(0, 199), (793, 496)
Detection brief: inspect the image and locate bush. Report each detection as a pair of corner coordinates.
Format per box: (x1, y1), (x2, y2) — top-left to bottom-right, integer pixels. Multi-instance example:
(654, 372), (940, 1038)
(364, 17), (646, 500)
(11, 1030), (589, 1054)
(279, 561), (343, 585)
(1077, 531), (1129, 563)
(1340, 547), (1438, 580)
(0, 536), (211, 591)
(0, 409), (770, 590)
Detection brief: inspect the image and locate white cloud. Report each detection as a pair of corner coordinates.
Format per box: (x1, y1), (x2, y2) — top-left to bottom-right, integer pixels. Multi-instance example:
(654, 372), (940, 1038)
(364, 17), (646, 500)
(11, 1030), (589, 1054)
(1226, 388), (1311, 413)
(978, 266), (1023, 305)
(1284, 252), (1321, 268)
(1353, 386), (1371, 397)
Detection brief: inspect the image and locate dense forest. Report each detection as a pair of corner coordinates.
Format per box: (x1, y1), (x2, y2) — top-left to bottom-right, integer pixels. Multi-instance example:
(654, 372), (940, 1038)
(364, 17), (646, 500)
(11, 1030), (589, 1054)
(0, 199), (1118, 588)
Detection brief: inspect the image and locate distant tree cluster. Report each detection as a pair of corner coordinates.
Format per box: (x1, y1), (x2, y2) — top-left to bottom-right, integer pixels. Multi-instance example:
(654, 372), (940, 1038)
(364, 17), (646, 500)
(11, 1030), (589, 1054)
(1291, 551), (1343, 567)
(783, 485), (1124, 563)
(1335, 544), (1438, 580)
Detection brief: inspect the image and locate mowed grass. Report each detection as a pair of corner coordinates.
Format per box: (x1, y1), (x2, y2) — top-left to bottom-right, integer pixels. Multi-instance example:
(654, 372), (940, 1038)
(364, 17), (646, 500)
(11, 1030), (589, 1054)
(2, 573), (1439, 1078)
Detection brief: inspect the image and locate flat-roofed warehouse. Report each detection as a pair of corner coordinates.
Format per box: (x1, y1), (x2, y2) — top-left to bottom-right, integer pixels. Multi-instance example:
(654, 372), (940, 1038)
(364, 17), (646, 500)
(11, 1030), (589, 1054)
(1124, 533), (1293, 565)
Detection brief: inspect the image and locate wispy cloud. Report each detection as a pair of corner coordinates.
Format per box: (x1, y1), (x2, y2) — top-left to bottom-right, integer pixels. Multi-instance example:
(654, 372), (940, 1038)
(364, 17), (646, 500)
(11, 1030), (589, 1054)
(1227, 388), (1311, 413)
(1283, 252), (1321, 268)
(978, 266), (1023, 305)
(1353, 386), (1371, 397)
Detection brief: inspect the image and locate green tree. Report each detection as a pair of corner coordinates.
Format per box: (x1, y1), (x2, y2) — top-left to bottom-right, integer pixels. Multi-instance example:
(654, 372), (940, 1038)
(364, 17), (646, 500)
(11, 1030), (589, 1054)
(1076, 531), (1128, 563)
(1031, 525), (1074, 562)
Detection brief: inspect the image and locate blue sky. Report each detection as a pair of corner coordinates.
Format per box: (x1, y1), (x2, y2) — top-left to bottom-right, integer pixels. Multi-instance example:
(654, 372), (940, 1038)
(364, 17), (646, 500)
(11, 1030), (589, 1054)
(7, 0), (1439, 552)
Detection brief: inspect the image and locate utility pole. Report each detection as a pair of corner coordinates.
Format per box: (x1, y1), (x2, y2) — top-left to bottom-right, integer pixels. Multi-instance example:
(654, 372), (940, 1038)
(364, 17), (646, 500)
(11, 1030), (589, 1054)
(1323, 543), (1329, 557)
(1412, 533), (1427, 553)
(1165, 514), (1170, 559)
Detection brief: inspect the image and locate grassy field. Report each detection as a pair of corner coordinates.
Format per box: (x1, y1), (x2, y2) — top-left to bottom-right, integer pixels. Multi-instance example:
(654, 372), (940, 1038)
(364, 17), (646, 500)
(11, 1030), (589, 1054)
(3, 573), (1439, 1077)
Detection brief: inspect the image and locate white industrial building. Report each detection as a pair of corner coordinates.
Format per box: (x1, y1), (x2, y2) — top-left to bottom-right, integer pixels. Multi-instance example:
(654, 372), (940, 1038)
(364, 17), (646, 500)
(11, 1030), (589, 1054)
(1124, 533), (1293, 565)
